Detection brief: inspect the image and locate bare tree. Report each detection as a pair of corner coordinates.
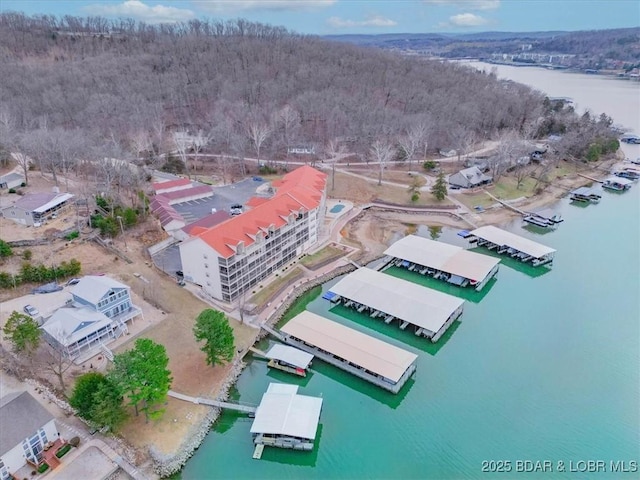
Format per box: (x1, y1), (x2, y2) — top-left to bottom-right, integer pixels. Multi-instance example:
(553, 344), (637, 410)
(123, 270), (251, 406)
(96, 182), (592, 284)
(39, 344), (74, 392)
(245, 119), (271, 165)
(173, 131), (192, 178)
(274, 105), (300, 160)
(370, 139), (394, 186)
(323, 138), (346, 191)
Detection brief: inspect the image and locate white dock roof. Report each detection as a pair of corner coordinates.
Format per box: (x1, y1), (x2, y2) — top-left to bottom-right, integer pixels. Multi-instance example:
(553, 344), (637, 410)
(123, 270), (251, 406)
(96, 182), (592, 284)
(265, 344), (314, 369)
(329, 268), (464, 335)
(471, 225), (556, 259)
(281, 311), (417, 383)
(384, 235), (500, 282)
(250, 383), (323, 440)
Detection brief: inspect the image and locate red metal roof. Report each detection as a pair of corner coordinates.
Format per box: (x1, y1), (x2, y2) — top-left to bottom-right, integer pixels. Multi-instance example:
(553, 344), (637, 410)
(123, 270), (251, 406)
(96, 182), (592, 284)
(193, 166), (326, 258)
(158, 185), (213, 201)
(152, 177), (191, 192)
(182, 211), (231, 235)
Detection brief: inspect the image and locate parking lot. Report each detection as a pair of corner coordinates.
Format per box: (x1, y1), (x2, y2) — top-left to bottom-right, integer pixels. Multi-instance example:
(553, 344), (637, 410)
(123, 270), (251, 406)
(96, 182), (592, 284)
(152, 178), (268, 275)
(173, 178), (267, 224)
(1, 288), (71, 324)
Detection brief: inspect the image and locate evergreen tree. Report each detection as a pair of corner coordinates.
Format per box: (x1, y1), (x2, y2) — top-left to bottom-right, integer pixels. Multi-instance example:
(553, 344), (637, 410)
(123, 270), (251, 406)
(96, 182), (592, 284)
(2, 311), (40, 353)
(193, 309), (235, 367)
(431, 171), (448, 201)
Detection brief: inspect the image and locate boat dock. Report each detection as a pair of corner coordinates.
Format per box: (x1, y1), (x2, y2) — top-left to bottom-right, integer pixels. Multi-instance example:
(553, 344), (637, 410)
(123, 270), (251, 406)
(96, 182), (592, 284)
(250, 383), (323, 454)
(570, 186), (602, 203)
(277, 311), (418, 394)
(603, 176), (633, 191)
(327, 267), (464, 342)
(383, 234), (500, 291)
(523, 208), (564, 228)
(252, 344), (314, 377)
(469, 225), (556, 266)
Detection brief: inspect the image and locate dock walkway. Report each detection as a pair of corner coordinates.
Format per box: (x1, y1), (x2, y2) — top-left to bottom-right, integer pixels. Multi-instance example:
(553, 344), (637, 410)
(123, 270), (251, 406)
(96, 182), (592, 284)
(168, 390), (257, 414)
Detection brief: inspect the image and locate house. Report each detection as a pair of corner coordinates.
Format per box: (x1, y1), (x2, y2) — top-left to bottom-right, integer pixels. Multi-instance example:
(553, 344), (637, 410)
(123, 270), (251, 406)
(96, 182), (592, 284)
(0, 172), (24, 190)
(287, 145), (315, 155)
(152, 177), (191, 195)
(0, 192), (74, 226)
(40, 276), (142, 361)
(449, 166), (493, 189)
(179, 165), (327, 303)
(0, 391), (62, 478)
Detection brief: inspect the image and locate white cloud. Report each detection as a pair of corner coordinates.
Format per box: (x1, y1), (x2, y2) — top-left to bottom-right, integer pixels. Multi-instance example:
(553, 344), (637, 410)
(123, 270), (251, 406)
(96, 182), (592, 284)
(449, 12), (488, 26)
(327, 14), (397, 29)
(198, 0), (337, 13)
(84, 1), (195, 23)
(424, 0), (500, 10)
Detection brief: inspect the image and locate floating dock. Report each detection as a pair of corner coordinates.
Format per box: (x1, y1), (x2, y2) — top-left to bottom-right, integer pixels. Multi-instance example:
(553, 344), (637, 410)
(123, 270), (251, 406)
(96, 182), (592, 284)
(469, 225), (556, 266)
(279, 311), (417, 394)
(602, 176), (633, 191)
(327, 268), (464, 342)
(523, 208), (563, 228)
(250, 383), (323, 453)
(570, 187), (601, 203)
(264, 344), (313, 377)
(383, 235), (500, 291)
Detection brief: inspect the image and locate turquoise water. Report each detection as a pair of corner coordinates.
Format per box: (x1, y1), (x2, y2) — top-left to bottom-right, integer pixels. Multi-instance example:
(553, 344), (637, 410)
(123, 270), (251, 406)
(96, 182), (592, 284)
(329, 204), (345, 214)
(180, 186), (639, 479)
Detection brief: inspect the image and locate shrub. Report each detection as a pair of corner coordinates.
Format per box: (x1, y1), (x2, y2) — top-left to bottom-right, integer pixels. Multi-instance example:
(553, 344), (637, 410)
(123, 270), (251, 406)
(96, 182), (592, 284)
(0, 240), (12, 258)
(55, 444), (72, 458)
(64, 231), (79, 241)
(69, 437), (80, 447)
(423, 160), (438, 171)
(259, 165), (277, 175)
(8, 188), (16, 193)
(22, 249), (32, 260)
(21, 182), (26, 187)
(37, 463), (49, 474)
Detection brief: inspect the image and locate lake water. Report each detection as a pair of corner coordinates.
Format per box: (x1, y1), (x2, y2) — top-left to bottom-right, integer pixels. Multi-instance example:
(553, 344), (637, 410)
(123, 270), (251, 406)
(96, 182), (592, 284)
(179, 67), (640, 479)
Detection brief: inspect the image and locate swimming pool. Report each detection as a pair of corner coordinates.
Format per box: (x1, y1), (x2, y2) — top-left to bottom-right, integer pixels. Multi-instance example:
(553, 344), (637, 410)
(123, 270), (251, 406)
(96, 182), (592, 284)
(329, 204), (345, 213)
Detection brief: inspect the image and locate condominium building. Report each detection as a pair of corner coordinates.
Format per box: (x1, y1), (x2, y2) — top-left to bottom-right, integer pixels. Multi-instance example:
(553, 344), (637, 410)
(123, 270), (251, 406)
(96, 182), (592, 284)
(179, 166), (327, 303)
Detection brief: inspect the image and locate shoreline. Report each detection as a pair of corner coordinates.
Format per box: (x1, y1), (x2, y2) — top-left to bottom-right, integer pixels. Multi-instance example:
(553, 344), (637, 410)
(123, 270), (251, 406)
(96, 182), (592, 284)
(146, 156), (627, 477)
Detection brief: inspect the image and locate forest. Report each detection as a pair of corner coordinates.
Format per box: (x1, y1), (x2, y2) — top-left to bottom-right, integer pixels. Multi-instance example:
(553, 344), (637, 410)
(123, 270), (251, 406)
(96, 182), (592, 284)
(0, 13), (617, 191)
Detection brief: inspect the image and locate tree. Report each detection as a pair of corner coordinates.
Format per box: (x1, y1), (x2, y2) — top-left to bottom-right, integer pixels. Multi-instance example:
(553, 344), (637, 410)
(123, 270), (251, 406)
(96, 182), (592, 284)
(0, 239), (12, 258)
(3, 311), (41, 354)
(109, 338), (172, 421)
(193, 309), (235, 367)
(245, 119), (271, 164)
(431, 171), (448, 201)
(370, 139), (394, 186)
(70, 372), (127, 431)
(40, 344), (74, 392)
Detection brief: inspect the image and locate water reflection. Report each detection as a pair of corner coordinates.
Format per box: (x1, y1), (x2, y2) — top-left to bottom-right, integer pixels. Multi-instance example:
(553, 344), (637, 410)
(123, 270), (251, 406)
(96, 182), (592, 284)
(259, 424), (323, 467)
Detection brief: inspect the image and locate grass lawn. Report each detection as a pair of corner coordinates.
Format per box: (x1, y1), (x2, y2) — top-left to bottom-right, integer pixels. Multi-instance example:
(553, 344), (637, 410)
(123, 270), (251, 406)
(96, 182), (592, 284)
(455, 175), (538, 210)
(300, 245), (345, 269)
(249, 267), (303, 307)
(329, 171), (452, 206)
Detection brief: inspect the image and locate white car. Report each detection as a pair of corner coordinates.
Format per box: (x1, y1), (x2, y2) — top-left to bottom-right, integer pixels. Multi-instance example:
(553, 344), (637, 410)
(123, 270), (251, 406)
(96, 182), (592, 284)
(23, 305), (40, 317)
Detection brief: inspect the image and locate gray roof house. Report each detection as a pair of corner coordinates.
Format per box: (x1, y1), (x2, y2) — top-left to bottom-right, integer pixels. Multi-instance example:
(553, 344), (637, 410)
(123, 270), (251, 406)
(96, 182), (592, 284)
(0, 192), (74, 226)
(0, 391), (61, 476)
(449, 166), (493, 189)
(0, 172), (24, 189)
(41, 276), (142, 362)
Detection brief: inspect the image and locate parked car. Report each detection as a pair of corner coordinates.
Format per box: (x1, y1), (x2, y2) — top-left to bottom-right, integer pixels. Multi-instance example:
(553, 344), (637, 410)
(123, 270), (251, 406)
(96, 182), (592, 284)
(23, 304), (40, 317)
(252, 176), (263, 182)
(65, 278), (81, 286)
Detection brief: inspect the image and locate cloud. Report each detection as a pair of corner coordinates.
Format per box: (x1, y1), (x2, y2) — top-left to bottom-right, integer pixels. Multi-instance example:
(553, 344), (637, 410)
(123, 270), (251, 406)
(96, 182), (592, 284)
(327, 15), (398, 29)
(198, 0), (337, 13)
(449, 12), (488, 26)
(424, 0), (500, 10)
(84, 1), (195, 23)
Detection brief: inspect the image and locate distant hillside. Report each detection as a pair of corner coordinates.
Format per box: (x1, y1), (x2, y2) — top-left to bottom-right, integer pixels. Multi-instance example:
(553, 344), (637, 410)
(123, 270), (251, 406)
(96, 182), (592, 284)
(325, 28), (640, 69)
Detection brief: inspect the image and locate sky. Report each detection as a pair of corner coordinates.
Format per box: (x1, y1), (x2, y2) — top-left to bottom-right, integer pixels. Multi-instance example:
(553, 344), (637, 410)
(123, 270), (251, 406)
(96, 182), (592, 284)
(1, 0), (638, 35)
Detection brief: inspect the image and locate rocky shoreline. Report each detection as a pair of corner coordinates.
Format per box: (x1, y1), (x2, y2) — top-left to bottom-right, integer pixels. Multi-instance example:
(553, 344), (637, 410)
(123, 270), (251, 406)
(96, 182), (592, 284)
(149, 261), (358, 477)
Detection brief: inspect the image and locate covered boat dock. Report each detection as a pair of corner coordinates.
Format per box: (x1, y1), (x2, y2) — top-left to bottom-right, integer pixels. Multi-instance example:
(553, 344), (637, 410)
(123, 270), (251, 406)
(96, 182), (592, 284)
(602, 176), (633, 191)
(250, 383), (323, 453)
(327, 268), (464, 342)
(469, 225), (556, 266)
(570, 187), (601, 202)
(280, 311), (417, 393)
(383, 235), (500, 291)
(264, 344), (314, 377)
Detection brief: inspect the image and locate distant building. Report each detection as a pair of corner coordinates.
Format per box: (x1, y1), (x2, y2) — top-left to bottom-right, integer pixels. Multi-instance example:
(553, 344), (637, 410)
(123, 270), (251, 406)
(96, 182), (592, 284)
(179, 165), (327, 303)
(0, 391), (62, 477)
(41, 276), (142, 360)
(287, 146), (315, 155)
(0, 192), (74, 226)
(0, 172), (24, 190)
(449, 166), (493, 189)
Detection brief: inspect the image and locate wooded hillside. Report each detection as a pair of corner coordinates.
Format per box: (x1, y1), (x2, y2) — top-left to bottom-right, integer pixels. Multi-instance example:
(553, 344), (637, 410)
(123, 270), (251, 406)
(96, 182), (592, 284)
(0, 13), (544, 161)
